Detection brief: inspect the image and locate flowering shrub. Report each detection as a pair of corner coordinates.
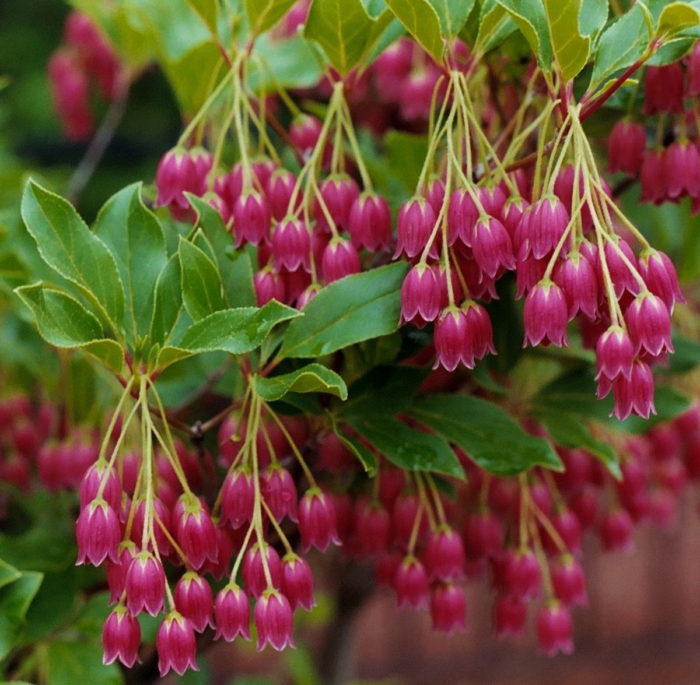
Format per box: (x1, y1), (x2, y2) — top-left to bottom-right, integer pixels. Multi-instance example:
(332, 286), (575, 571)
(1, 0), (699, 682)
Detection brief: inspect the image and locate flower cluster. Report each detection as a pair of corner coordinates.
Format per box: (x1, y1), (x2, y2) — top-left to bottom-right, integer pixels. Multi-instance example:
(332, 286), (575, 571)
(609, 51), (700, 214)
(48, 11), (125, 140)
(154, 52), (394, 311)
(392, 63), (686, 421)
(322, 404), (700, 655)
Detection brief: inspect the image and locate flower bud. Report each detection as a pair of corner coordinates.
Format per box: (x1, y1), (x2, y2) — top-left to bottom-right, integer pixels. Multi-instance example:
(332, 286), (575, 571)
(599, 509), (634, 552)
(423, 526), (466, 581)
(254, 266), (286, 306)
(233, 191), (271, 247)
(637, 248), (685, 312)
(471, 217), (515, 277)
(173, 496), (218, 570)
(354, 499), (391, 556)
(156, 611), (198, 676)
(243, 541), (282, 596)
(595, 325), (634, 380)
(281, 553), (315, 611)
(611, 360), (656, 420)
(76, 498), (121, 566)
(395, 197), (436, 258)
(493, 593), (528, 638)
(400, 263), (441, 325)
(214, 583), (251, 641)
(298, 488), (341, 552)
(174, 572), (214, 633)
(79, 461), (121, 511)
(125, 551), (166, 616)
(348, 192), (392, 252)
(625, 293), (673, 357)
(255, 589), (295, 650)
(644, 64), (684, 115)
(551, 556), (587, 607)
(607, 120), (645, 175)
(536, 602), (574, 656)
(394, 556), (429, 608)
(553, 249), (599, 320)
(320, 237), (360, 284)
(315, 175), (359, 231)
(430, 582), (466, 634)
(523, 280), (568, 347)
(221, 466), (255, 529)
(102, 605), (141, 667)
(260, 464), (298, 523)
(271, 219), (311, 272)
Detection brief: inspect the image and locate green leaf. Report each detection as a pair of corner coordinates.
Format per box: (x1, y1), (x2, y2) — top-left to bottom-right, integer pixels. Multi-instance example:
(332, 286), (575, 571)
(580, 0), (609, 38)
(149, 255), (183, 348)
(158, 301), (301, 368)
(253, 364), (348, 401)
(20, 181), (125, 332)
(496, 0), (553, 70)
(178, 237), (226, 320)
(329, 415), (377, 474)
(657, 2), (700, 35)
(45, 639), (123, 685)
(248, 34), (325, 91)
(21, 567), (78, 643)
(409, 394), (563, 476)
(0, 571), (43, 660)
(188, 195), (256, 308)
(163, 41), (225, 115)
(590, 4), (650, 88)
(186, 0), (219, 34)
(534, 408), (621, 478)
(347, 414), (465, 479)
(474, 0), (517, 53)
(384, 0), (444, 62)
(0, 559), (21, 591)
(15, 284), (124, 373)
(342, 365), (428, 419)
(304, 0), (384, 75)
(543, 0), (590, 81)
(245, 0), (298, 35)
(278, 262), (409, 359)
(426, 0), (476, 38)
(94, 183), (167, 341)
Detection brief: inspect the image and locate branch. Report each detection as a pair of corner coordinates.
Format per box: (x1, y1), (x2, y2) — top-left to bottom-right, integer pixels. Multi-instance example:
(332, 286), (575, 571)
(66, 88), (129, 206)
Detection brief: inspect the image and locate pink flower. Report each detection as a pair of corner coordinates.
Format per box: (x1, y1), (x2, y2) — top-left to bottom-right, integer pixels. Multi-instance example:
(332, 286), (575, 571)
(174, 572), (214, 633)
(75, 498), (121, 566)
(523, 280), (568, 347)
(102, 605), (141, 667)
(214, 584), (251, 641)
(281, 554), (316, 611)
(430, 582), (466, 634)
(394, 556), (429, 608)
(536, 602), (574, 656)
(298, 488), (341, 552)
(348, 192), (392, 252)
(607, 120), (645, 175)
(125, 551), (165, 616)
(254, 589), (295, 651)
(400, 263), (441, 325)
(156, 612), (198, 676)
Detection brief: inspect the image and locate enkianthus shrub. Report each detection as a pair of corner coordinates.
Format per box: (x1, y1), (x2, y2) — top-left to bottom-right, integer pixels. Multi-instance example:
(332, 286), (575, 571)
(1, 0), (699, 681)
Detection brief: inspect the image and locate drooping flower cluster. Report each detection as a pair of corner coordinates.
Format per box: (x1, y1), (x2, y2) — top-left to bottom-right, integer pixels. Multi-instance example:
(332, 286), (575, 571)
(48, 11), (125, 140)
(609, 53), (700, 214)
(154, 53), (393, 311)
(316, 404), (699, 656)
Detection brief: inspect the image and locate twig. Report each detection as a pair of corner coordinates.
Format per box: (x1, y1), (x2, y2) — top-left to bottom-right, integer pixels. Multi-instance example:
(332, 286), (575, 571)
(66, 88), (129, 206)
